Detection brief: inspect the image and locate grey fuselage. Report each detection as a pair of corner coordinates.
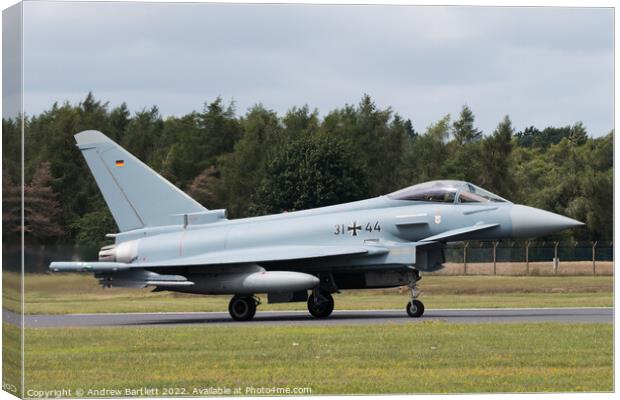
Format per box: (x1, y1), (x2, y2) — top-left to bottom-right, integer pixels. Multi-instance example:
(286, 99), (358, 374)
(112, 196), (515, 290)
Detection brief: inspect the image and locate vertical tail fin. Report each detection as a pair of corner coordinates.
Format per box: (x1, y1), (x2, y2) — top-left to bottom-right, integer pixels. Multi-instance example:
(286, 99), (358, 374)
(75, 130), (207, 232)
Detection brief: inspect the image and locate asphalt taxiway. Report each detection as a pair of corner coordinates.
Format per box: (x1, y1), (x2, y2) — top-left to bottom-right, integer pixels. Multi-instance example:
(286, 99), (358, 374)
(3, 307), (612, 328)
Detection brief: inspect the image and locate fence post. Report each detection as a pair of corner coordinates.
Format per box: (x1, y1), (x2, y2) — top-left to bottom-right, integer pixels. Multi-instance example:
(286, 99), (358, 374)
(525, 240), (530, 276)
(463, 241), (469, 275)
(592, 241), (598, 276)
(553, 241), (560, 275)
(493, 240), (499, 275)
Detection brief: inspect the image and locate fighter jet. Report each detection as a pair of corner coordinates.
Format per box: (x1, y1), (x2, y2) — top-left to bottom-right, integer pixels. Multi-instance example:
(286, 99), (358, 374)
(50, 130), (584, 321)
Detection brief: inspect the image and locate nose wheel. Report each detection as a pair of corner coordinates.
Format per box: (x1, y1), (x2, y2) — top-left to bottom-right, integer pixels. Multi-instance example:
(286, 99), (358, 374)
(307, 291), (334, 318)
(406, 270), (424, 318)
(228, 295), (259, 321)
(406, 299), (425, 318)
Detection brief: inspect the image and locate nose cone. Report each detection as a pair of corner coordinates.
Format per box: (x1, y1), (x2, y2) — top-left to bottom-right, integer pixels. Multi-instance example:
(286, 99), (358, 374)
(511, 205), (584, 238)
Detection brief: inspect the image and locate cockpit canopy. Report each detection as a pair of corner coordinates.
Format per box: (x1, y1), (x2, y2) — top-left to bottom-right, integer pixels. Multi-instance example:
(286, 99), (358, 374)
(387, 180), (510, 204)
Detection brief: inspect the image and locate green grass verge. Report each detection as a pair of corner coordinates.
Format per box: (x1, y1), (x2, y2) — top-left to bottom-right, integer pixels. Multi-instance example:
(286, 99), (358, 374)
(3, 271), (22, 315)
(4, 273), (613, 314)
(2, 323), (22, 397)
(20, 322), (612, 394)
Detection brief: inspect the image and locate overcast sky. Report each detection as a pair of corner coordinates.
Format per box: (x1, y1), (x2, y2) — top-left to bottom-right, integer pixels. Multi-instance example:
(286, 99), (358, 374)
(7, 2), (614, 136)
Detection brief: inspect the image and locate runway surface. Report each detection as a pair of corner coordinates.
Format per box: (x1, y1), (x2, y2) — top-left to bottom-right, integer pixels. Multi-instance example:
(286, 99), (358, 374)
(3, 307), (612, 328)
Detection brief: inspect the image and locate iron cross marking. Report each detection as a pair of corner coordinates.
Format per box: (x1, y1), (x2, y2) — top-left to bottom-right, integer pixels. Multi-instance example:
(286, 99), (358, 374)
(347, 221), (362, 236)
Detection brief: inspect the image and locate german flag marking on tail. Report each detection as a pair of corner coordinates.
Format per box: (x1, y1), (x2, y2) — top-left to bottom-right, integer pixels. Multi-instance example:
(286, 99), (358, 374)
(115, 160), (125, 167)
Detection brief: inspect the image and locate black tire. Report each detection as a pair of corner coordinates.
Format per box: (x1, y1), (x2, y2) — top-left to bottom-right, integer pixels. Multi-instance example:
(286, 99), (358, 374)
(307, 292), (334, 318)
(406, 299), (424, 318)
(228, 296), (257, 321)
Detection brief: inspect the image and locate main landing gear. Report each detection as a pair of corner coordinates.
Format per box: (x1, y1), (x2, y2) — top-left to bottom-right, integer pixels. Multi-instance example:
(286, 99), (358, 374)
(307, 290), (334, 318)
(228, 295), (260, 321)
(406, 270), (425, 318)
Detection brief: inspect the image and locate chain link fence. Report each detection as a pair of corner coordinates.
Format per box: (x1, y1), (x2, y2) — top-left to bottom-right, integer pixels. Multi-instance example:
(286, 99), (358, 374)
(442, 240), (613, 276)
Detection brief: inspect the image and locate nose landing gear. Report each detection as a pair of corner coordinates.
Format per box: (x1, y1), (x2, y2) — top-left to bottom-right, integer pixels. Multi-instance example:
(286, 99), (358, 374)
(406, 270), (424, 318)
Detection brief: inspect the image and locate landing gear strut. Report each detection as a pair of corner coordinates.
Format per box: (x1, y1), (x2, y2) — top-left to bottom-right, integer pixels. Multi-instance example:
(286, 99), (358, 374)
(307, 290), (334, 318)
(406, 270), (424, 318)
(228, 295), (259, 321)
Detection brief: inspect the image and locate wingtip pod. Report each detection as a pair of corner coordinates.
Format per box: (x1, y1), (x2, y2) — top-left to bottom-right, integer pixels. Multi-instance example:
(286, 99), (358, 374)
(49, 261), (131, 273)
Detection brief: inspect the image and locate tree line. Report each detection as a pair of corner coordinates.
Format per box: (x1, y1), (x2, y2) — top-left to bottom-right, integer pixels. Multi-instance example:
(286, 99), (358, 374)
(2, 93), (613, 246)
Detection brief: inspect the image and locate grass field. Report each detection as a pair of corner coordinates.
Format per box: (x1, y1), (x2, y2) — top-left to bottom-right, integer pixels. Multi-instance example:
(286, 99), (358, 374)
(4, 272), (613, 395)
(2, 323), (22, 397)
(2, 272), (613, 314)
(14, 322), (612, 394)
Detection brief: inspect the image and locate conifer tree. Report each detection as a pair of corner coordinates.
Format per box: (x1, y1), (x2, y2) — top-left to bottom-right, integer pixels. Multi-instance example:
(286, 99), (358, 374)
(24, 162), (64, 242)
(2, 170), (21, 239)
(452, 105), (482, 144)
(480, 116), (514, 198)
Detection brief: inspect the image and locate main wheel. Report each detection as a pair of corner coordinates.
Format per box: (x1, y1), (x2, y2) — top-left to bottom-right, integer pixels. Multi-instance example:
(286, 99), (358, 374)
(228, 295), (257, 321)
(307, 292), (334, 318)
(406, 299), (424, 318)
